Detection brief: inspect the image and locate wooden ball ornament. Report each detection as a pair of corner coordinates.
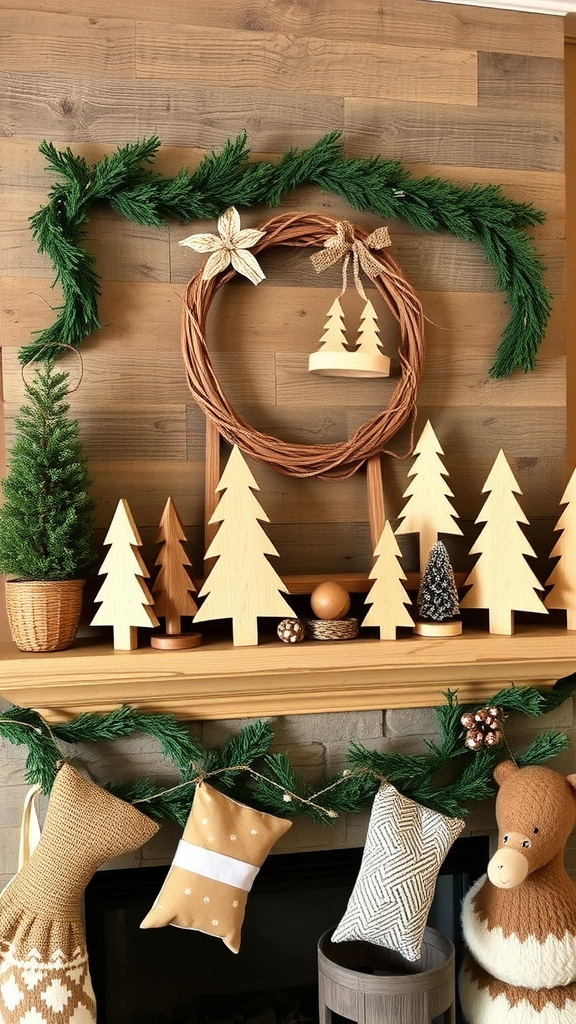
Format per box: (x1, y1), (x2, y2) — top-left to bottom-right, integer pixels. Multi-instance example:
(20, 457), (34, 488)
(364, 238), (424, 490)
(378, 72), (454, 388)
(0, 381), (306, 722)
(310, 582), (351, 621)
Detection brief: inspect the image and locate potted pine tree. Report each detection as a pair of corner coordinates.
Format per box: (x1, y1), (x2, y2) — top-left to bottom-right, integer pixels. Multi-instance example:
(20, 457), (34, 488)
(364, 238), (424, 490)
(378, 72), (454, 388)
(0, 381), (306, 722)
(0, 360), (96, 651)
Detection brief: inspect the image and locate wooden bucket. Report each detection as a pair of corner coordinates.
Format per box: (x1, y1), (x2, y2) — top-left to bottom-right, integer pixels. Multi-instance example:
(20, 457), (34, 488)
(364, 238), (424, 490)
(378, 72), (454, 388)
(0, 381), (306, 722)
(318, 925), (455, 1024)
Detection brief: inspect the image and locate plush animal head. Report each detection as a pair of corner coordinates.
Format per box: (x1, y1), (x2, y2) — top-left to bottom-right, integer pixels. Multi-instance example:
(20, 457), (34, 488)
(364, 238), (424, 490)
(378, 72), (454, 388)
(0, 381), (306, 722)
(487, 762), (576, 889)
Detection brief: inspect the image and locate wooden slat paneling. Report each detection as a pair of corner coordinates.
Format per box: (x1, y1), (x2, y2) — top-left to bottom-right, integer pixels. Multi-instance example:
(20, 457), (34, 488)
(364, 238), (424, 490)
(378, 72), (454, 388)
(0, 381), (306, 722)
(345, 98), (564, 172)
(135, 22), (478, 106)
(0, 0), (566, 630)
(0, 0), (562, 59)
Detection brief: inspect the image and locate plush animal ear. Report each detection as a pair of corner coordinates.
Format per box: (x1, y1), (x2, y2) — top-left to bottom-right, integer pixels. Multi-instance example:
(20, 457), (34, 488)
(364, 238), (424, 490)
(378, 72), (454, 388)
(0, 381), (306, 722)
(566, 774), (576, 795)
(493, 761), (518, 787)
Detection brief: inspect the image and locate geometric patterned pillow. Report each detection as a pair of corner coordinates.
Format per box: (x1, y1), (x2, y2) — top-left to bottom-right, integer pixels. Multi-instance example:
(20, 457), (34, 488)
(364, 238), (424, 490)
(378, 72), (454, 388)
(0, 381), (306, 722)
(332, 782), (464, 961)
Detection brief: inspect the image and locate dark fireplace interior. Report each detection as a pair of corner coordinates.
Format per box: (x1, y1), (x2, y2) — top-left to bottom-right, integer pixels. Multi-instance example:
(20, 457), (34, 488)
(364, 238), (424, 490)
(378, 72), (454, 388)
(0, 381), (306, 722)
(85, 836), (489, 1024)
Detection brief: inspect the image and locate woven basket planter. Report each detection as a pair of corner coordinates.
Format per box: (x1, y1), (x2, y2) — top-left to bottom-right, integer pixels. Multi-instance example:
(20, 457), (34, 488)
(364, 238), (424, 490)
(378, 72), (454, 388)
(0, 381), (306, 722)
(5, 579), (85, 652)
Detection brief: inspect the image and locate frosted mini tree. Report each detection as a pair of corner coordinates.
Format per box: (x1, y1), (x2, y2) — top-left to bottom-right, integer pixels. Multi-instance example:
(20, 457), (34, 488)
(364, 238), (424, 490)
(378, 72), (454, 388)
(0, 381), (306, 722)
(362, 520), (414, 640)
(395, 421), (462, 572)
(414, 540), (462, 636)
(91, 498), (159, 650)
(193, 445), (296, 646)
(152, 497), (200, 648)
(545, 468), (576, 629)
(460, 450), (547, 635)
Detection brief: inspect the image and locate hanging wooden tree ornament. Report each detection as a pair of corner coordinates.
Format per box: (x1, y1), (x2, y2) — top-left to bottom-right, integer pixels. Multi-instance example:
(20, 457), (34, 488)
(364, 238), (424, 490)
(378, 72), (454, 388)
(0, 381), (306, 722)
(308, 220), (392, 378)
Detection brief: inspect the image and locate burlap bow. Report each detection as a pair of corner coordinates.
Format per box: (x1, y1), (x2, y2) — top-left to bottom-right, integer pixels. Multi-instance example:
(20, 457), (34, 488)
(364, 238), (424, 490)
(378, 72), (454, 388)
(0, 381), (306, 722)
(310, 221), (391, 299)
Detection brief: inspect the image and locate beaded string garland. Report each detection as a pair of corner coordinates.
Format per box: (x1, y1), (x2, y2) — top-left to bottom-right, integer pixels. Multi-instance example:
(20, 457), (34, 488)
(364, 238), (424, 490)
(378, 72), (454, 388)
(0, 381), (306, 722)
(181, 211), (425, 481)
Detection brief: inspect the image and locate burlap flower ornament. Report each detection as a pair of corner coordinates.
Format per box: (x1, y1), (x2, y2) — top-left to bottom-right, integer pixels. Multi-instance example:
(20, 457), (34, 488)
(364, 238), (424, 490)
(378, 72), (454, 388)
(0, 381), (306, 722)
(179, 206), (266, 285)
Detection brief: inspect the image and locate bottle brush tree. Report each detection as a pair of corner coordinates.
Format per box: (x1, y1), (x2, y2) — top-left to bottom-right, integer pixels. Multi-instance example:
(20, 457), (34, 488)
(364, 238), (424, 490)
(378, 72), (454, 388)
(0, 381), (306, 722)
(417, 541), (460, 622)
(0, 360), (96, 580)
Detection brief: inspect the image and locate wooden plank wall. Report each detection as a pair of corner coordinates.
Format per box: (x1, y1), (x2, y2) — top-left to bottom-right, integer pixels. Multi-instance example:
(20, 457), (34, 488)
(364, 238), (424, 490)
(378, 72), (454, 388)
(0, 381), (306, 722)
(0, 0), (566, 639)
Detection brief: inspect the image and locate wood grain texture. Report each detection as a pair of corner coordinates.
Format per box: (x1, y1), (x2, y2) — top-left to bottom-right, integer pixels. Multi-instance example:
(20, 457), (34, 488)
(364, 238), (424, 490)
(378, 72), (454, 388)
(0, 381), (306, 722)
(344, 98), (564, 173)
(0, 0), (562, 58)
(135, 22), (478, 107)
(0, 1), (567, 643)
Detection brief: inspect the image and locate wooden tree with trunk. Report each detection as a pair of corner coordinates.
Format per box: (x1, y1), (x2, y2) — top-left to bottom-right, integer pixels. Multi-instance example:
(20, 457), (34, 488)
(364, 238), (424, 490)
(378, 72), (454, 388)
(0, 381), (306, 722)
(460, 450), (547, 635)
(193, 445), (295, 646)
(151, 496), (200, 649)
(545, 468), (576, 629)
(91, 498), (159, 650)
(395, 420), (462, 572)
(362, 520), (414, 640)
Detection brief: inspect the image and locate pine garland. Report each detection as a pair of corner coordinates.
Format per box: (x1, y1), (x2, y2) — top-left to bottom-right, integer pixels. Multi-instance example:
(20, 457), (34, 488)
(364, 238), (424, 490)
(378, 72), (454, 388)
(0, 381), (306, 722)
(1, 677), (574, 825)
(25, 133), (550, 378)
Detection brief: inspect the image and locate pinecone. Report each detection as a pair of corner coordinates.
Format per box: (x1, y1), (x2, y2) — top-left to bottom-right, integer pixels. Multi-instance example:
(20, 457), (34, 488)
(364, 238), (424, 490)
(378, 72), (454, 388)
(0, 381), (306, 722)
(277, 618), (305, 644)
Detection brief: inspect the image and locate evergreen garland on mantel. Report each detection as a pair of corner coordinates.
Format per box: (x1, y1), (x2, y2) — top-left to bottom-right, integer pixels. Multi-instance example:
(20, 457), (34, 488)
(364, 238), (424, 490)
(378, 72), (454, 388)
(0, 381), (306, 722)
(1, 676), (575, 825)
(26, 132), (551, 378)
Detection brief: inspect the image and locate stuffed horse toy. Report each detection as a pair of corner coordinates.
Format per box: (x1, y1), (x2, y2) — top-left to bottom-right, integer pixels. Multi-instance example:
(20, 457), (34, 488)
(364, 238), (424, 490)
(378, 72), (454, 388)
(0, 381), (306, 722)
(459, 761), (576, 1023)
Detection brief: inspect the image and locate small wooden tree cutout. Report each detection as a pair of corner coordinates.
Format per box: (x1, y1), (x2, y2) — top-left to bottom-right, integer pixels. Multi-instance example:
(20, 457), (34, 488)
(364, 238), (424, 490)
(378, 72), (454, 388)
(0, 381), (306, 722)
(362, 520), (414, 639)
(460, 449), (547, 635)
(193, 445), (296, 646)
(545, 467), (576, 629)
(91, 498), (159, 650)
(395, 420), (462, 572)
(319, 297), (348, 352)
(308, 295), (390, 378)
(151, 497), (201, 649)
(355, 298), (381, 356)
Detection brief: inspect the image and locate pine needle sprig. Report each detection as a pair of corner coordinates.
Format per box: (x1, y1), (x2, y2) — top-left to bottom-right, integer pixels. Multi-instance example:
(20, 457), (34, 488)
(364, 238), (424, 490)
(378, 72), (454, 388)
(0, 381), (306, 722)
(0, 706), (62, 793)
(106, 778), (194, 827)
(516, 730), (571, 767)
(54, 706), (203, 775)
(538, 672), (576, 714)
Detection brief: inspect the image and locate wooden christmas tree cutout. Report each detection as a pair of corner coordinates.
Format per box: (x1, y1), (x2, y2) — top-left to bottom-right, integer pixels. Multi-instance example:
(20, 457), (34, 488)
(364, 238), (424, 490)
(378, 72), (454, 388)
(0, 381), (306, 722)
(308, 295), (390, 378)
(460, 449), (547, 635)
(151, 497), (201, 650)
(395, 420), (463, 572)
(362, 520), (414, 640)
(545, 467), (576, 629)
(193, 445), (296, 646)
(91, 498), (159, 650)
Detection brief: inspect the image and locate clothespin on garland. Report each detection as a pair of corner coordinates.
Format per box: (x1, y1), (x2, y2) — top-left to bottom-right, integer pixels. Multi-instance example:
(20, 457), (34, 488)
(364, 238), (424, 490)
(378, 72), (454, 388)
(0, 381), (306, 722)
(0, 677), (574, 826)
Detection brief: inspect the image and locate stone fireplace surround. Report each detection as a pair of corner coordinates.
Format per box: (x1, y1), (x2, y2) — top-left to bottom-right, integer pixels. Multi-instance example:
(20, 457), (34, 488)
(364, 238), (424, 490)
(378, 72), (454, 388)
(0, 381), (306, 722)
(1, 698), (575, 890)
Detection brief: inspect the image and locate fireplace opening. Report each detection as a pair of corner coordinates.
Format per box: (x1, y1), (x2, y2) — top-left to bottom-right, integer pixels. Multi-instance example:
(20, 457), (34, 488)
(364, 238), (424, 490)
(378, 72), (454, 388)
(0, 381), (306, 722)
(85, 836), (489, 1024)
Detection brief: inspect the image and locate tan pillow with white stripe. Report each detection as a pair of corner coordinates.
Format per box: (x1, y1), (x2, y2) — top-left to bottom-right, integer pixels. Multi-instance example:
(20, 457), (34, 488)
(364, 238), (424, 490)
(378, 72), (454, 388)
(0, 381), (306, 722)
(140, 782), (292, 952)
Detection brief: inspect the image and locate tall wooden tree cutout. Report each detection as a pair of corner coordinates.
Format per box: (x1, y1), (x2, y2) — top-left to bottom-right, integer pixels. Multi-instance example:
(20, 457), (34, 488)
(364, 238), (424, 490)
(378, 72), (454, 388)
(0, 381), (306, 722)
(151, 496), (201, 650)
(395, 420), (462, 572)
(91, 498), (159, 650)
(193, 445), (296, 646)
(545, 467), (576, 629)
(460, 450), (547, 635)
(362, 520), (414, 640)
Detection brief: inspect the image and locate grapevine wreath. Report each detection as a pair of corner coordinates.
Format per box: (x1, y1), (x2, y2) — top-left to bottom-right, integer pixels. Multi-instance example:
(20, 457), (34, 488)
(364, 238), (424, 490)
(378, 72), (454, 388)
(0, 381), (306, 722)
(182, 211), (425, 480)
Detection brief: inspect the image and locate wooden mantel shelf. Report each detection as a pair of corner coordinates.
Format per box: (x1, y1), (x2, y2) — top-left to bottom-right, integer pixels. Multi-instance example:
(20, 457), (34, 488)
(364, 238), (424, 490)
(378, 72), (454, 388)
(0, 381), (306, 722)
(1, 625), (576, 722)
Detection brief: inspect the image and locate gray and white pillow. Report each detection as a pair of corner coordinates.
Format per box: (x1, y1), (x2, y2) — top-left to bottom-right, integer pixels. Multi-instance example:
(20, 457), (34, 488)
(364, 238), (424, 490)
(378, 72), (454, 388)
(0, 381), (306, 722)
(332, 782), (464, 961)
